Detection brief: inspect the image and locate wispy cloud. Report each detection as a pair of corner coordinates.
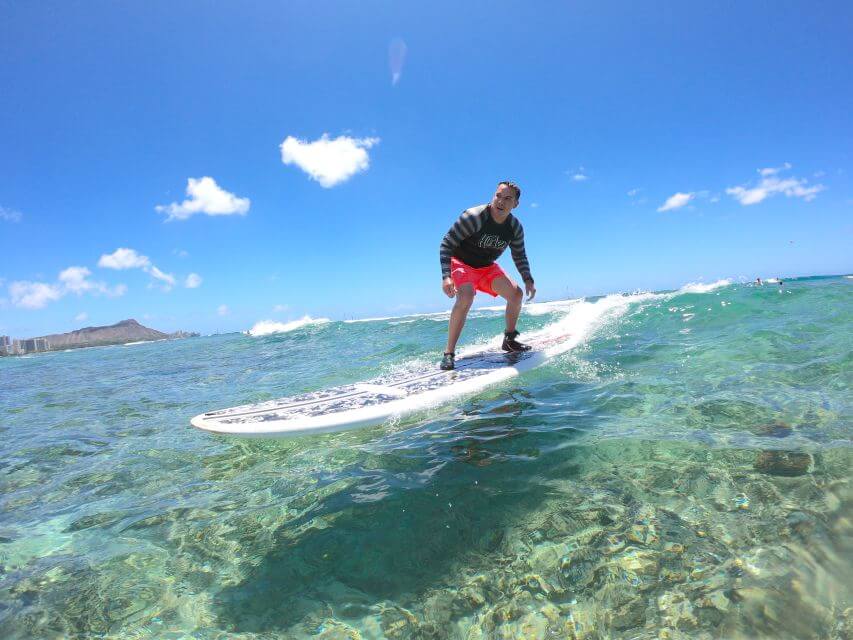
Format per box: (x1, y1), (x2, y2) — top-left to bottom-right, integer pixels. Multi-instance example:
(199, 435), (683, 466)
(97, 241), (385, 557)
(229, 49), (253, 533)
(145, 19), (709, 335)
(9, 281), (63, 309)
(758, 162), (792, 177)
(156, 177), (250, 221)
(273, 304), (289, 313)
(59, 267), (125, 298)
(727, 164), (824, 206)
(389, 38), (407, 86)
(627, 188), (648, 206)
(98, 248), (176, 291)
(217, 304), (229, 316)
(0, 206), (22, 223)
(147, 266), (176, 290)
(75, 312), (88, 323)
(185, 273), (202, 289)
(280, 134), (380, 188)
(567, 166), (589, 182)
(657, 192), (694, 212)
(9, 267), (125, 309)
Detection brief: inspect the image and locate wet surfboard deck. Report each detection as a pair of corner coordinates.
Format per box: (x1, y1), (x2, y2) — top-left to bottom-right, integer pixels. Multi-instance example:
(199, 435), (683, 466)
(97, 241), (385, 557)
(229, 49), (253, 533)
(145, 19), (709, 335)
(191, 332), (573, 438)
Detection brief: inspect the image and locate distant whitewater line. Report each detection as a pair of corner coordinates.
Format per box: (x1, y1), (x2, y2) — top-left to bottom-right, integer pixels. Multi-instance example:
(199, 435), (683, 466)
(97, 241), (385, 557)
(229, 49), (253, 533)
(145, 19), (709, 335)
(245, 279), (735, 335)
(247, 316), (331, 336)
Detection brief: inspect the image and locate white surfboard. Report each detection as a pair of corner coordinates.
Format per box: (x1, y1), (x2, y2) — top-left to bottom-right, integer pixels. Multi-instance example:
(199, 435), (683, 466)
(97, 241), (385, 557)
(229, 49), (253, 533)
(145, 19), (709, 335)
(190, 331), (575, 438)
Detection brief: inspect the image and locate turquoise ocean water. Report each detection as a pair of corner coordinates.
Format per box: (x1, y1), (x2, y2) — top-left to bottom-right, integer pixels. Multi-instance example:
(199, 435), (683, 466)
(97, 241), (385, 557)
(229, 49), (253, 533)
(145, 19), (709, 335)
(1, 276), (851, 639)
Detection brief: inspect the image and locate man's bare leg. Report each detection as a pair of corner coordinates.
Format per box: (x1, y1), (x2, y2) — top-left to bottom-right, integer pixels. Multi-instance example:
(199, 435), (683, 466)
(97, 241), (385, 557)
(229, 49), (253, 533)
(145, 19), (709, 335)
(490, 276), (524, 333)
(445, 284), (475, 354)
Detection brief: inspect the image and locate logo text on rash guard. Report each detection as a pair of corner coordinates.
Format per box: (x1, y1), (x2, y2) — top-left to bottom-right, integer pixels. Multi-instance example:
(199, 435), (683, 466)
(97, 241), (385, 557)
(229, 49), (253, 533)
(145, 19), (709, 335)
(478, 234), (507, 250)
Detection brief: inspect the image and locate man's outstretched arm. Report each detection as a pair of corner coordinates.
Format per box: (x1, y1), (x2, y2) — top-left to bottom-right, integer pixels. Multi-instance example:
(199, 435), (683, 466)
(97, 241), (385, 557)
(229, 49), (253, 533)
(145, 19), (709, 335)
(509, 219), (536, 300)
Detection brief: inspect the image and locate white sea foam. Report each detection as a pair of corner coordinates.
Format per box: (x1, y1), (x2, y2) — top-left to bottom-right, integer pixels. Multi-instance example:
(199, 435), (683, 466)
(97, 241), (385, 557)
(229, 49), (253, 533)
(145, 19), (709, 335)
(523, 298), (582, 316)
(448, 279), (726, 359)
(677, 279), (731, 294)
(473, 298), (581, 316)
(247, 316), (330, 336)
(454, 291), (663, 360)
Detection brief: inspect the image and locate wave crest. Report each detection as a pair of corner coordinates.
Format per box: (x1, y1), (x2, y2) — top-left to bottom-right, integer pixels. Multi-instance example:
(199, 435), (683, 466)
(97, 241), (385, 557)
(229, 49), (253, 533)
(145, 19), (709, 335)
(677, 279), (731, 294)
(247, 316), (330, 336)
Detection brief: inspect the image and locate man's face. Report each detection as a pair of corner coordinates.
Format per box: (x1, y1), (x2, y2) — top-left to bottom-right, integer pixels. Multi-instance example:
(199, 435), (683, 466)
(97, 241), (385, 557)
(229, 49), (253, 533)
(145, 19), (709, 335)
(491, 184), (518, 215)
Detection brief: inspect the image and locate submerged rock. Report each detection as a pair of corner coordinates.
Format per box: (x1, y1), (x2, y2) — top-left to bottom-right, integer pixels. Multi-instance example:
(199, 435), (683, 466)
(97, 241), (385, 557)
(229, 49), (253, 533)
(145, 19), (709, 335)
(754, 451), (813, 477)
(755, 421), (793, 438)
(380, 606), (419, 638)
(315, 620), (363, 639)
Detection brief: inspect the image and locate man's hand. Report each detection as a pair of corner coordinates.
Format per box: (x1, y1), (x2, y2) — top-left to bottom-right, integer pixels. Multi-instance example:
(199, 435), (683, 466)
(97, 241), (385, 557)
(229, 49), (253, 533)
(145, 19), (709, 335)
(525, 280), (536, 301)
(442, 277), (456, 298)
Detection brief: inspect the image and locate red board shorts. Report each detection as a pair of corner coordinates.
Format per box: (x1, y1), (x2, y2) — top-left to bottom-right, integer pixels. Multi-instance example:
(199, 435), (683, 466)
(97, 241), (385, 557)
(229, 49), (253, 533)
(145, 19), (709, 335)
(450, 257), (507, 297)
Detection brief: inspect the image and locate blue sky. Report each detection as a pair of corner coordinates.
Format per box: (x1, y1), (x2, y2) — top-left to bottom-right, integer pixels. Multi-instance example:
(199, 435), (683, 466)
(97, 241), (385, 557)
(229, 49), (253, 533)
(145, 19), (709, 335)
(1, 1), (851, 337)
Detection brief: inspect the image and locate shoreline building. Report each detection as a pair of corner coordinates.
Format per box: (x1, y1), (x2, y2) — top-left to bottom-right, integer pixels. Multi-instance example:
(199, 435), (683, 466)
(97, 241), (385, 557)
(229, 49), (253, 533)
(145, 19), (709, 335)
(21, 338), (50, 354)
(0, 337), (24, 356)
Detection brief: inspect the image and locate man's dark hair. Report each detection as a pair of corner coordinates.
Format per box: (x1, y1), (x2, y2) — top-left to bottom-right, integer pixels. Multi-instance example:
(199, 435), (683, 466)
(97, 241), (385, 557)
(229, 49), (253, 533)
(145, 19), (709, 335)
(498, 180), (521, 202)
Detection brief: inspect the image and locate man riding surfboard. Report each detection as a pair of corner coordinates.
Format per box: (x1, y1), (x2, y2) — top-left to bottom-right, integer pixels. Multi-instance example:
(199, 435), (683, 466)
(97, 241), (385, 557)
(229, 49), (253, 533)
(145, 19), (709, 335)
(439, 181), (536, 370)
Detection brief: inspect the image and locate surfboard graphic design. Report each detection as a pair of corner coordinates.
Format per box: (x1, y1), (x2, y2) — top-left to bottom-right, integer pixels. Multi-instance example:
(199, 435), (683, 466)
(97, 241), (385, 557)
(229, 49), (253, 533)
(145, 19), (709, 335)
(191, 332), (573, 438)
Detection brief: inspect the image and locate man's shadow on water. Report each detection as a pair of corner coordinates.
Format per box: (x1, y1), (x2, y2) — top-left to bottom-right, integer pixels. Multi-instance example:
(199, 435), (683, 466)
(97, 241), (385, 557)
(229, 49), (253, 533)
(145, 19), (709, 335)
(210, 393), (588, 634)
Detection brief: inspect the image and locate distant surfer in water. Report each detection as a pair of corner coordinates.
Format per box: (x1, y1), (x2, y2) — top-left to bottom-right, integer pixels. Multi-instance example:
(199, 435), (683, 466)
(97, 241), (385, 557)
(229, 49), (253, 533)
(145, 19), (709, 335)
(438, 181), (536, 370)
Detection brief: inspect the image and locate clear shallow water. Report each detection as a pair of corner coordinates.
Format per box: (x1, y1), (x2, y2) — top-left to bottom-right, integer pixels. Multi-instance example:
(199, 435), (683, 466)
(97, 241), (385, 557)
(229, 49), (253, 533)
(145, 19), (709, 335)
(1, 276), (851, 639)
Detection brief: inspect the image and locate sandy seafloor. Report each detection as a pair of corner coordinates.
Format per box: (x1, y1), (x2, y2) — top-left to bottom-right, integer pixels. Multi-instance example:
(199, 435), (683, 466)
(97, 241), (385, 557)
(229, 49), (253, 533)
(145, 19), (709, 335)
(1, 275), (850, 639)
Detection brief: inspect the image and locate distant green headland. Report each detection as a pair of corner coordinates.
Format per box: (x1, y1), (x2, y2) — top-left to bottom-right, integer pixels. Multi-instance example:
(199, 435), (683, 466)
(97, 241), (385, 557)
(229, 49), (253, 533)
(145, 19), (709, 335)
(1, 319), (199, 356)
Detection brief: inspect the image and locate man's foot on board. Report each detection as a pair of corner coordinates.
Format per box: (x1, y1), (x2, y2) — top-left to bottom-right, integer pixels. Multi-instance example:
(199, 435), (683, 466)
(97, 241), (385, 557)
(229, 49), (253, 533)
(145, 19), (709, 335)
(440, 352), (455, 370)
(502, 330), (531, 352)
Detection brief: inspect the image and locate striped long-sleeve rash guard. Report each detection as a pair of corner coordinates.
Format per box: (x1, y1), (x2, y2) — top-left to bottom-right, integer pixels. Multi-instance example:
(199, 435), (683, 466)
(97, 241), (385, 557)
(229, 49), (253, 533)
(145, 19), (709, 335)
(439, 204), (533, 283)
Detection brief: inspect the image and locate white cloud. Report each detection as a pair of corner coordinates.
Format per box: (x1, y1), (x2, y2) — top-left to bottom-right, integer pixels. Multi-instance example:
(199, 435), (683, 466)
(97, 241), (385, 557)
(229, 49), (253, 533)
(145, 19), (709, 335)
(657, 192), (694, 212)
(173, 249), (189, 258)
(273, 304), (289, 313)
(727, 165), (824, 206)
(75, 312), (88, 323)
(148, 266), (176, 291)
(280, 134), (380, 188)
(567, 166), (589, 182)
(627, 188), (642, 197)
(9, 281), (63, 309)
(758, 162), (792, 177)
(59, 266), (97, 293)
(99, 247), (178, 291)
(529, 202), (539, 209)
(56, 266), (125, 298)
(217, 304), (229, 316)
(0, 206), (22, 223)
(156, 177), (250, 221)
(185, 273), (202, 288)
(99, 248), (151, 270)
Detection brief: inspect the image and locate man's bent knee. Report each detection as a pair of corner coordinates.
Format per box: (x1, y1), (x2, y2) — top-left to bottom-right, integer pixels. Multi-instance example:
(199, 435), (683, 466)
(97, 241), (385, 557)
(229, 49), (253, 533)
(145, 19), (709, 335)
(455, 287), (475, 308)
